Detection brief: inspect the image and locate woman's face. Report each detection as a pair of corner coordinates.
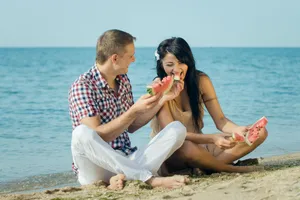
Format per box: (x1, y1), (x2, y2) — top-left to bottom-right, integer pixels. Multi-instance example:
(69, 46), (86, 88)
(161, 53), (188, 81)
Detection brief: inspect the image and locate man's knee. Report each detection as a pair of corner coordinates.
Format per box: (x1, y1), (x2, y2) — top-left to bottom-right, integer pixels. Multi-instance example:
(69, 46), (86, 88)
(166, 121), (187, 143)
(72, 124), (96, 144)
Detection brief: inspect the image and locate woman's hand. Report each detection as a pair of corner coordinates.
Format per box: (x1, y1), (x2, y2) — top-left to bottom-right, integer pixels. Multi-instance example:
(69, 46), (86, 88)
(152, 77), (184, 103)
(212, 133), (237, 150)
(232, 126), (249, 136)
(163, 80), (184, 101)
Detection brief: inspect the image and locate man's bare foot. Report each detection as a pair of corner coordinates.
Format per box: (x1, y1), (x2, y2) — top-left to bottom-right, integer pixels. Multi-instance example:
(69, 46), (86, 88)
(146, 175), (189, 189)
(107, 174), (126, 190)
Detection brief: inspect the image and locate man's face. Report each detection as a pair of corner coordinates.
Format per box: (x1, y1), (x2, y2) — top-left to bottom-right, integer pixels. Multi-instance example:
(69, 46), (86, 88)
(115, 43), (135, 74)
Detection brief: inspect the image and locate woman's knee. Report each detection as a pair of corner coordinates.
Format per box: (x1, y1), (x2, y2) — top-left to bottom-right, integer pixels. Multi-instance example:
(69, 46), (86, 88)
(176, 141), (200, 160)
(164, 121), (187, 145)
(259, 127), (268, 142)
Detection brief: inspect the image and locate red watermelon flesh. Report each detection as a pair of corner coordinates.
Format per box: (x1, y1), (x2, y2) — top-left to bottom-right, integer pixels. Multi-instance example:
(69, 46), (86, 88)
(245, 116), (268, 146)
(147, 76), (174, 95)
(232, 132), (245, 142)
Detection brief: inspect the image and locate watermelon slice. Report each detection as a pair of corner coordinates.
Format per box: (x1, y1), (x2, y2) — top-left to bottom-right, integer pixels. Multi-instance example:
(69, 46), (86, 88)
(232, 132), (245, 142)
(173, 70), (182, 81)
(173, 73), (180, 81)
(146, 76), (174, 95)
(245, 116), (268, 146)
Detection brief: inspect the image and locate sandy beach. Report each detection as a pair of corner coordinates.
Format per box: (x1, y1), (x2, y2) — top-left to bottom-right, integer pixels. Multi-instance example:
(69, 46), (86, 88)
(1, 153), (300, 200)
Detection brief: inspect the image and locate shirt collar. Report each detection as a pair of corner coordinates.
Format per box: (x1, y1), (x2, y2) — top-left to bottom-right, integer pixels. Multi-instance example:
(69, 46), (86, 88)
(92, 64), (125, 90)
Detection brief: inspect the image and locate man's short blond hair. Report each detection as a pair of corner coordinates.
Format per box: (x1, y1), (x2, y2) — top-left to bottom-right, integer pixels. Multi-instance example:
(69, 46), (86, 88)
(96, 29), (136, 64)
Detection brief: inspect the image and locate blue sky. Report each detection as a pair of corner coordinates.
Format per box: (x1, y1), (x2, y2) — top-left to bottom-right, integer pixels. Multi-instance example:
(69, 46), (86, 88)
(0, 0), (299, 47)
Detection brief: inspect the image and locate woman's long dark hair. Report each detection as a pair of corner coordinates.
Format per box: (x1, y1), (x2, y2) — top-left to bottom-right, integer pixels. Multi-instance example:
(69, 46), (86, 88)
(156, 37), (203, 131)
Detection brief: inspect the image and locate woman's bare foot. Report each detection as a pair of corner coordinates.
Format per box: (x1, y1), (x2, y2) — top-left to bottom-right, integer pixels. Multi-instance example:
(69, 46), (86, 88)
(245, 165), (265, 172)
(192, 167), (204, 176)
(107, 174), (126, 190)
(146, 175), (189, 189)
(225, 164), (265, 173)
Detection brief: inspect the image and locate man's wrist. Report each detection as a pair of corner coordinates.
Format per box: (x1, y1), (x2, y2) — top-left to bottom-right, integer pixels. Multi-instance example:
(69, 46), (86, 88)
(158, 96), (167, 107)
(128, 105), (138, 119)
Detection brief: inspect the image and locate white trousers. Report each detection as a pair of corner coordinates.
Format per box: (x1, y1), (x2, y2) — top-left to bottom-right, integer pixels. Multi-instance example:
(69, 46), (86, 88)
(71, 121), (186, 185)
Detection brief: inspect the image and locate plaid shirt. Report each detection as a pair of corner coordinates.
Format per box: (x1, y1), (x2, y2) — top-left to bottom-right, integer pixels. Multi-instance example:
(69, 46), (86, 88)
(68, 64), (137, 156)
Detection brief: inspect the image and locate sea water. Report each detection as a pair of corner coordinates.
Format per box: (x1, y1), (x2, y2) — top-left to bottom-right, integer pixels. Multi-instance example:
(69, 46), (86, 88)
(0, 47), (299, 193)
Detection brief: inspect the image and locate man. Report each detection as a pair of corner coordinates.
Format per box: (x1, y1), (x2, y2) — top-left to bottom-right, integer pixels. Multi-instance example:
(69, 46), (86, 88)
(68, 29), (189, 190)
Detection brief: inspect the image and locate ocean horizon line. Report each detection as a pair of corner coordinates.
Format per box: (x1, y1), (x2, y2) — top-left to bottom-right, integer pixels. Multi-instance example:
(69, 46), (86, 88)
(0, 46), (300, 49)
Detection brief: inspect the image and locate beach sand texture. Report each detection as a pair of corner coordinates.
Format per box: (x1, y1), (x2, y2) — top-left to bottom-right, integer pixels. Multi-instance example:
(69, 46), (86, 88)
(1, 153), (300, 200)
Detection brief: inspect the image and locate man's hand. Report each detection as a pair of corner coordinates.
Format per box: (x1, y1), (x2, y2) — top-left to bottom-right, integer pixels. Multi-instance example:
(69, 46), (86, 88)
(131, 93), (163, 115)
(213, 133), (237, 150)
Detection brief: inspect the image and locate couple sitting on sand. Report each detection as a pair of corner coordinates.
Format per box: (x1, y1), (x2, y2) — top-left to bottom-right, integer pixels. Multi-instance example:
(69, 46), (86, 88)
(68, 29), (268, 190)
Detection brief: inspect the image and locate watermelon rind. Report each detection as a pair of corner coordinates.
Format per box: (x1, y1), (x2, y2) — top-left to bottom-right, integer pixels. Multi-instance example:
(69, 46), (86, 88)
(244, 132), (253, 146)
(146, 86), (156, 95)
(174, 75), (180, 81)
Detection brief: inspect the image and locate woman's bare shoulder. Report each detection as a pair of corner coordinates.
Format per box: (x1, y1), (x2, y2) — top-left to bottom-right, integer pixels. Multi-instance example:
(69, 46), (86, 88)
(197, 71), (211, 84)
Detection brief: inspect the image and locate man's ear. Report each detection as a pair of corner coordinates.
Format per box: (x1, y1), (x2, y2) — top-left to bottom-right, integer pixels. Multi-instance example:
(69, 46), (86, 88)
(111, 54), (118, 64)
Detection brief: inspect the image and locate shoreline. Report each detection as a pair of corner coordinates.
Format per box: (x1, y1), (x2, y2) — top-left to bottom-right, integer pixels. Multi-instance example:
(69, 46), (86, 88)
(1, 152), (300, 200)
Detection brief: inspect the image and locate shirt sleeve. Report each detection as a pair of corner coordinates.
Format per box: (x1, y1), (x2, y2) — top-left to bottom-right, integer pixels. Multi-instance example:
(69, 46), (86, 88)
(69, 82), (100, 120)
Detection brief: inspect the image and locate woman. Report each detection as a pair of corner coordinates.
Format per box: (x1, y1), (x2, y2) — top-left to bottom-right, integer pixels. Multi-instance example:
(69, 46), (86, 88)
(150, 37), (268, 174)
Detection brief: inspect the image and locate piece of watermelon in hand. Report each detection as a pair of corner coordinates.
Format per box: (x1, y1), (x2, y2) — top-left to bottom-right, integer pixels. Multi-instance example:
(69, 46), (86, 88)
(173, 72), (180, 81)
(146, 76), (174, 95)
(173, 69), (183, 81)
(245, 116), (268, 146)
(232, 132), (245, 142)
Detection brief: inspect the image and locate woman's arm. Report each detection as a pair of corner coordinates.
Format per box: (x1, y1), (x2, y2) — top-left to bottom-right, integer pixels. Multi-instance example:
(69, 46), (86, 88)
(156, 102), (218, 144)
(200, 75), (239, 134)
(156, 89), (236, 149)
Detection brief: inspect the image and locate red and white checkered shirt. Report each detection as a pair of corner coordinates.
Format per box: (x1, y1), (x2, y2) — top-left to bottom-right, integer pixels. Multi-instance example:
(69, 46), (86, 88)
(68, 64), (137, 155)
